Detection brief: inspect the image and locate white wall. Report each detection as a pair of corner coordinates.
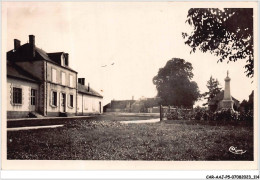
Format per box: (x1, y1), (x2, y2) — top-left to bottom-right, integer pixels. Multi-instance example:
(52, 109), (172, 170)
(7, 77), (39, 112)
(77, 93), (103, 115)
(46, 82), (77, 115)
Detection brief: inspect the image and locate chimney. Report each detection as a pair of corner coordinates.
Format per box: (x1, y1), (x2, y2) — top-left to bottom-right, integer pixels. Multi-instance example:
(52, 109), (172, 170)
(14, 39), (20, 50)
(88, 83), (90, 92)
(132, 96), (134, 100)
(29, 35), (35, 46)
(29, 35), (35, 58)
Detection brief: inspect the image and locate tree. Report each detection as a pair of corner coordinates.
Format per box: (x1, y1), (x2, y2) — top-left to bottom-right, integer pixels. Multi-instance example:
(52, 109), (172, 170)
(153, 58), (200, 107)
(202, 76), (222, 106)
(183, 8), (253, 78)
(241, 90), (254, 112)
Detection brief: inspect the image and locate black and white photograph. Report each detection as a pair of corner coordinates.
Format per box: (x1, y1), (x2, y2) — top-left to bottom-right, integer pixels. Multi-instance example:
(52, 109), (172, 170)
(1, 1), (258, 172)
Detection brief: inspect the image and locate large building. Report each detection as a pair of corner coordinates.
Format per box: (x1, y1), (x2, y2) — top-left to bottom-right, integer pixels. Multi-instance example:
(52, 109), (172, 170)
(7, 35), (103, 119)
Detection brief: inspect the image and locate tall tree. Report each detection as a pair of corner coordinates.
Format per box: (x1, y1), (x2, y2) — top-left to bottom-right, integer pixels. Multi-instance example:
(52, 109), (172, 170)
(153, 58), (200, 107)
(182, 8), (253, 78)
(202, 76), (222, 106)
(240, 90), (254, 112)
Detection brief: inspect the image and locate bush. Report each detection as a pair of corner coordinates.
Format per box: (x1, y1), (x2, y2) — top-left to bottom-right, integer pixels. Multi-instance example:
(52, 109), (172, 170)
(165, 106), (249, 122)
(214, 108), (239, 121)
(193, 106), (208, 120)
(239, 110), (253, 121)
(166, 108), (193, 120)
(193, 107), (240, 121)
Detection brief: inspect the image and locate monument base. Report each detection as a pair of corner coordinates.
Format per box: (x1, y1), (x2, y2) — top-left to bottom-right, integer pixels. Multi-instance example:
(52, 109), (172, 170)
(219, 100), (234, 109)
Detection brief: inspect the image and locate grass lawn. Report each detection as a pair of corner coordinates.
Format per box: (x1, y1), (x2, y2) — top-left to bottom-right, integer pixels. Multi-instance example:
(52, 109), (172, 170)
(7, 114), (253, 160)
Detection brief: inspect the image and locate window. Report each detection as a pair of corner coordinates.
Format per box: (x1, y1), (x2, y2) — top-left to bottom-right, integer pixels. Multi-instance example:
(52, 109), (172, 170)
(52, 68), (57, 83)
(31, 89), (37, 105)
(84, 99), (88, 110)
(69, 75), (73, 87)
(69, 94), (73, 107)
(65, 58), (68, 66)
(51, 91), (57, 106)
(61, 72), (66, 85)
(13, 87), (22, 104)
(61, 56), (65, 66)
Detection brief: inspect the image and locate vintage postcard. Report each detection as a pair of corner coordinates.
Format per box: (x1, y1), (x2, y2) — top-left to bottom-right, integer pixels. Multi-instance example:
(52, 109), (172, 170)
(1, 1), (258, 171)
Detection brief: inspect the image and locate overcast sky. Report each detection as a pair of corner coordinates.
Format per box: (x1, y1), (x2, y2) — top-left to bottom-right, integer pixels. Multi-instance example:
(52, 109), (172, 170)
(4, 2), (256, 106)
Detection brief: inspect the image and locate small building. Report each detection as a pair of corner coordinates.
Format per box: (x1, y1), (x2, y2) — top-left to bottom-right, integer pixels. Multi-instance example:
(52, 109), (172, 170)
(77, 78), (103, 115)
(103, 97), (161, 113)
(104, 100), (135, 112)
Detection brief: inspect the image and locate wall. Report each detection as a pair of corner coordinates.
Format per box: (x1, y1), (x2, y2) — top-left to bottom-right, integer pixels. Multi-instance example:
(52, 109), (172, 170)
(7, 77), (39, 118)
(46, 82), (77, 116)
(46, 62), (77, 88)
(45, 62), (77, 116)
(77, 93), (103, 115)
(147, 107), (160, 113)
(15, 60), (45, 114)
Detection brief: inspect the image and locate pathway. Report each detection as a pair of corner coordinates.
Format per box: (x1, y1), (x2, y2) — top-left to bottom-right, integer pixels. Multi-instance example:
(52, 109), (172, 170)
(120, 118), (160, 124)
(7, 125), (64, 131)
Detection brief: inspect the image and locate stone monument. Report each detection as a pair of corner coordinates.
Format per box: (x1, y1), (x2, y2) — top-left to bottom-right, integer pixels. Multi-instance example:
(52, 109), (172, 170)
(219, 71), (234, 109)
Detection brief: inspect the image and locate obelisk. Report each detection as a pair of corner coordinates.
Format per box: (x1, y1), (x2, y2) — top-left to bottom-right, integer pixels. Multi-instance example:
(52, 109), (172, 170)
(221, 71), (234, 109)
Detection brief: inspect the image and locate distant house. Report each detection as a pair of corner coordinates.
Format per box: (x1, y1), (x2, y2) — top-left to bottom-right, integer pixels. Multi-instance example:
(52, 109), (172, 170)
(7, 35), (103, 118)
(104, 100), (135, 112)
(77, 78), (103, 115)
(103, 97), (161, 113)
(144, 97), (161, 113)
(208, 90), (240, 112)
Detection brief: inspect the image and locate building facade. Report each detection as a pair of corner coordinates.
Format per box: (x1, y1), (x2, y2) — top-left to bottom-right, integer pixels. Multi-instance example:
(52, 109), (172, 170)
(7, 35), (102, 118)
(7, 61), (40, 118)
(77, 78), (103, 115)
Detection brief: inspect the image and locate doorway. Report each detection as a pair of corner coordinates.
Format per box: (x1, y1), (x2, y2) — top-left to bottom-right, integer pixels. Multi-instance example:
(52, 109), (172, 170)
(61, 93), (66, 112)
(30, 89), (37, 112)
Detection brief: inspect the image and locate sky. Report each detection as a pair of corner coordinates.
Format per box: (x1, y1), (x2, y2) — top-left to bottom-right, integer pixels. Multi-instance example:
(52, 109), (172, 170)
(4, 2), (256, 106)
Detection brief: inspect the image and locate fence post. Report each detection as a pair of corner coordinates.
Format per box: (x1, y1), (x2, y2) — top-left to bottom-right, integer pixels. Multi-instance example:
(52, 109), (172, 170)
(160, 105), (162, 121)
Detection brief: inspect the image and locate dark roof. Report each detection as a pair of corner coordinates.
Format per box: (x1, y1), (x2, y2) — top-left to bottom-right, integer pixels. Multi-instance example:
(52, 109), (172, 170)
(7, 43), (51, 61)
(78, 84), (103, 98)
(110, 100), (136, 109)
(7, 61), (40, 83)
(208, 91), (240, 106)
(47, 52), (63, 64)
(103, 103), (111, 109)
(142, 97), (161, 108)
(7, 43), (77, 73)
(35, 47), (53, 61)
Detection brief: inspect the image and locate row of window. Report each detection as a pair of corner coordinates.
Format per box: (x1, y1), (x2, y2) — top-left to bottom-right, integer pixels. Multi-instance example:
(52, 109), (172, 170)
(13, 87), (36, 105)
(12, 87), (73, 108)
(51, 68), (74, 87)
(51, 91), (74, 108)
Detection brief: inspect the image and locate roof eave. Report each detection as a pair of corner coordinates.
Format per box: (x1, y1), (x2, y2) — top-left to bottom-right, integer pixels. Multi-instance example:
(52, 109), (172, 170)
(7, 75), (40, 84)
